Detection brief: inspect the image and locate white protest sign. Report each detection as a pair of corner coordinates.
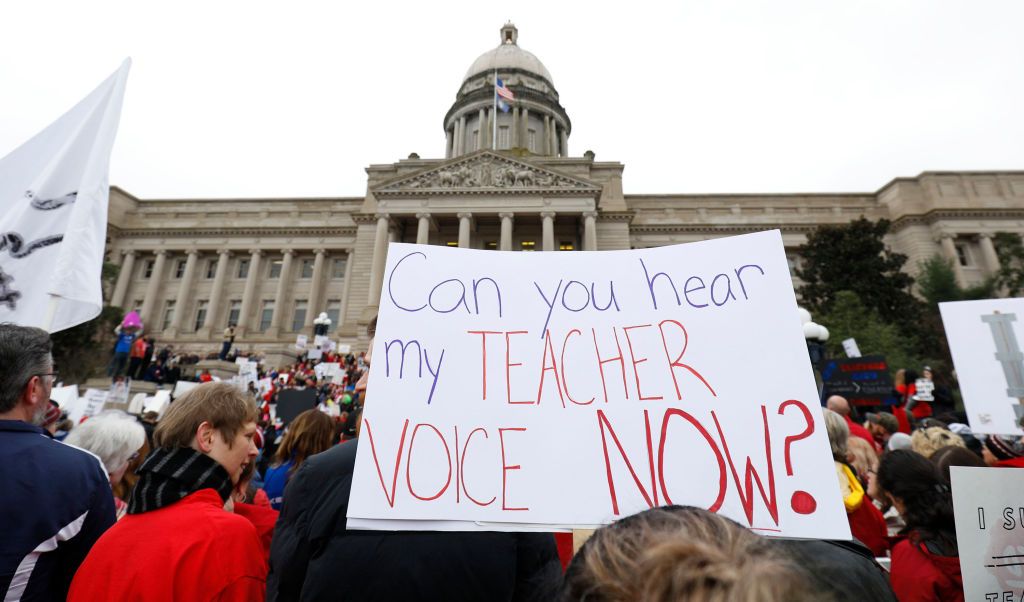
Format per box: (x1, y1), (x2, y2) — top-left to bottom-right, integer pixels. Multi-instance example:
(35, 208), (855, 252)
(314, 362), (343, 382)
(69, 388), (108, 424)
(338, 344), (352, 354)
(842, 338), (862, 358)
(941, 298), (1024, 435)
(951, 467), (1024, 601)
(143, 389), (171, 417)
(50, 384), (79, 408)
(314, 335), (328, 349)
(127, 392), (146, 415)
(307, 348), (323, 360)
(347, 232), (849, 538)
(295, 334), (308, 350)
(257, 377), (273, 398)
(914, 378), (935, 402)
(172, 380), (199, 398)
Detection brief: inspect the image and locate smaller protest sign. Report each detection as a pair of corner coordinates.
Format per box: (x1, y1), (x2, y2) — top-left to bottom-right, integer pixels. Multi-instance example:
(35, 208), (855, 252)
(314, 362), (343, 382)
(68, 389), (109, 424)
(314, 335), (328, 349)
(325, 340), (337, 352)
(951, 466), (1024, 601)
(50, 384), (79, 409)
(257, 377), (273, 397)
(842, 338), (862, 358)
(107, 379), (130, 409)
(307, 348), (323, 361)
(913, 378), (935, 402)
(295, 334), (308, 351)
(144, 390), (172, 417)
(276, 389), (318, 425)
(172, 380), (200, 399)
(337, 344), (351, 354)
(234, 357), (249, 366)
(820, 355), (894, 407)
(127, 393), (146, 415)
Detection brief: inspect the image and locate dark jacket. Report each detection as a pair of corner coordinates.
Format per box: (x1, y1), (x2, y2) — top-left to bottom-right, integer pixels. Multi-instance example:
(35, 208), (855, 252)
(0, 420), (116, 601)
(267, 440), (561, 602)
(772, 538), (897, 602)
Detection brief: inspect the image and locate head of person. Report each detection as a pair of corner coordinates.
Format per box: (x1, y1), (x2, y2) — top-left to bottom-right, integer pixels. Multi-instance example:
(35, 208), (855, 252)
(561, 505), (820, 602)
(65, 411), (146, 486)
(823, 408), (849, 463)
(825, 395), (850, 417)
(275, 409), (335, 471)
(982, 435), (1022, 466)
(876, 450), (956, 550)
(0, 324), (55, 424)
(931, 444), (986, 482)
(153, 382), (259, 484)
(846, 436), (879, 481)
(865, 412), (898, 443)
(910, 426), (964, 459)
(887, 432), (912, 452)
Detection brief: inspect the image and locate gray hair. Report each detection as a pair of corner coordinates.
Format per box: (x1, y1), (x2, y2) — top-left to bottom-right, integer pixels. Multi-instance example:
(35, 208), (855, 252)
(0, 324), (53, 414)
(822, 408), (849, 461)
(64, 410), (146, 474)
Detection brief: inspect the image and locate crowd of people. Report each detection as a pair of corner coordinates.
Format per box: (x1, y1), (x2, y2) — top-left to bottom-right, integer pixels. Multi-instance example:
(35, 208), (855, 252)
(3, 320), (1021, 601)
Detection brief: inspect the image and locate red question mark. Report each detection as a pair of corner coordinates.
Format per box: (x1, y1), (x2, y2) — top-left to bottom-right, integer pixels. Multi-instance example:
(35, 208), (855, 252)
(778, 399), (817, 515)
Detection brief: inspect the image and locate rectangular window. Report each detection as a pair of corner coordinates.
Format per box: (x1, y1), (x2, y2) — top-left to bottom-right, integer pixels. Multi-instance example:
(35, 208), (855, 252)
(193, 300), (209, 331)
(174, 259), (186, 279)
(162, 300), (176, 330)
(559, 241), (575, 251)
(259, 301), (274, 331)
(955, 243), (971, 267)
(498, 126), (510, 149)
(485, 241), (498, 250)
(142, 260), (155, 279)
(292, 300), (308, 332)
(205, 260), (217, 279)
(228, 300), (241, 327)
(528, 129), (536, 153)
(237, 258), (250, 279)
(331, 258), (347, 279)
(521, 240), (536, 252)
(300, 258), (314, 279)
(325, 299), (341, 327)
(269, 259), (283, 279)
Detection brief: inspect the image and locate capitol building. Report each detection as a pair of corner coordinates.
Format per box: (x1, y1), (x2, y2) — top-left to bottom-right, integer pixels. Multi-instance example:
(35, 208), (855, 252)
(104, 23), (1024, 357)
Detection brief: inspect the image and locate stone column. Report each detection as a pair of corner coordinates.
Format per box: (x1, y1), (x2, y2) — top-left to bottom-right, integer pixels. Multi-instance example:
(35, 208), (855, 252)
(268, 249), (294, 337)
(521, 107), (529, 151)
(166, 249), (199, 336)
(560, 128), (569, 157)
(979, 233), (1001, 273)
(111, 250), (136, 307)
(236, 249), (263, 337)
(453, 120), (461, 156)
(458, 212), (473, 248)
(337, 249), (354, 333)
(458, 115), (467, 155)
(542, 115), (550, 154)
(477, 108), (486, 151)
(938, 233), (966, 287)
(511, 106), (520, 148)
(541, 211), (556, 252)
(200, 248), (232, 336)
(416, 213), (431, 245)
(139, 250), (167, 327)
(552, 125), (559, 156)
(583, 211), (598, 251)
(367, 214), (390, 306)
(499, 212), (514, 251)
(304, 249), (328, 328)
(445, 128), (454, 158)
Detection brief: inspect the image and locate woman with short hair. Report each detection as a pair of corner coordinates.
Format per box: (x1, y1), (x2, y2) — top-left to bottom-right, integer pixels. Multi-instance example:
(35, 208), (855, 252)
(65, 411), (146, 519)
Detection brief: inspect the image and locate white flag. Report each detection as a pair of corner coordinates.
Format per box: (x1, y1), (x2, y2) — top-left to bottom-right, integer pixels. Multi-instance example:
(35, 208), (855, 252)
(0, 59), (131, 332)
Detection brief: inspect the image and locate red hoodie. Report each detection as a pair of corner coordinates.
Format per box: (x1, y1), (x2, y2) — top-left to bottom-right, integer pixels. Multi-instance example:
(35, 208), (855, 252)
(890, 537), (963, 602)
(994, 456), (1024, 468)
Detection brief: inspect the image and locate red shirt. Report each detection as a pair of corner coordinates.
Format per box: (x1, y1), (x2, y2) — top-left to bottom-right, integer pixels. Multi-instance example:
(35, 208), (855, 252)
(890, 538), (963, 602)
(69, 489), (266, 602)
(199, 373), (213, 383)
(845, 415), (882, 454)
(234, 502), (279, 563)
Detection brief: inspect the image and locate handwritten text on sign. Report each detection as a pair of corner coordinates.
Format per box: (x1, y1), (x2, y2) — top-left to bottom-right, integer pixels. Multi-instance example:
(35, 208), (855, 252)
(348, 231), (848, 538)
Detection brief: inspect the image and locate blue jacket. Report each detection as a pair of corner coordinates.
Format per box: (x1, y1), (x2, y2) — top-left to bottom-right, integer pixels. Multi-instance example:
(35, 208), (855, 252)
(0, 420), (116, 601)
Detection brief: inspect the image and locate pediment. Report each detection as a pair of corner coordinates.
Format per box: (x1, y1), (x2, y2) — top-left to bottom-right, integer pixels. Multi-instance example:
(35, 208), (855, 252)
(373, 151), (602, 196)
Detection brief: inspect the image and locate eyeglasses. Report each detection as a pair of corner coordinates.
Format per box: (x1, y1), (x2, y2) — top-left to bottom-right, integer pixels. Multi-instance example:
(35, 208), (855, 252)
(32, 372), (59, 384)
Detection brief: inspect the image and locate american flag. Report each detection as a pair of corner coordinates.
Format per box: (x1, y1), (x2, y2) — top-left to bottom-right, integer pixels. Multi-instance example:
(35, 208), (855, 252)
(496, 78), (515, 102)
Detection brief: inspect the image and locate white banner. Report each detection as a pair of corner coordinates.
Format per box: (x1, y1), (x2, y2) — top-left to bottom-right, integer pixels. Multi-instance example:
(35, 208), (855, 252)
(0, 60), (130, 332)
(940, 298), (1024, 435)
(347, 232), (848, 538)
(951, 466), (1024, 601)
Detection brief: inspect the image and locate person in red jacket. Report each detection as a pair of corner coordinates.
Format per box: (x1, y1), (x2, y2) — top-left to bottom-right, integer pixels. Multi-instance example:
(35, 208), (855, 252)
(69, 382), (265, 602)
(877, 450), (963, 602)
(981, 434), (1024, 468)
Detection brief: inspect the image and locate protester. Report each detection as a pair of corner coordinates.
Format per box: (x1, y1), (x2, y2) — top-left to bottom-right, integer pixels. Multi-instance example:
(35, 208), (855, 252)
(561, 505), (822, 601)
(981, 434), (1024, 467)
(221, 325), (236, 360)
(826, 395), (879, 452)
(770, 539), (897, 601)
(865, 411), (899, 449)
(262, 408), (335, 510)
(64, 410), (147, 519)
(128, 334), (147, 380)
(823, 409), (889, 557)
(876, 450), (963, 601)
(930, 445), (986, 482)
(846, 436), (879, 484)
(232, 449), (278, 563)
(910, 426), (966, 459)
(68, 382), (266, 601)
(0, 324), (115, 600)
(108, 322), (137, 378)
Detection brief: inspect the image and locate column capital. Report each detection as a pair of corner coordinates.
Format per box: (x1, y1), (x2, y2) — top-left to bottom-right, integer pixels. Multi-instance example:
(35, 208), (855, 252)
(582, 211), (599, 219)
(153, 249), (168, 257)
(416, 212), (432, 220)
(978, 232), (994, 240)
(217, 248), (232, 257)
(314, 248), (327, 256)
(457, 212), (473, 220)
(936, 231), (955, 241)
(120, 248), (137, 258)
(248, 248), (264, 257)
(374, 212), (390, 221)
(540, 211), (556, 219)
(281, 248), (295, 256)
(498, 212), (515, 221)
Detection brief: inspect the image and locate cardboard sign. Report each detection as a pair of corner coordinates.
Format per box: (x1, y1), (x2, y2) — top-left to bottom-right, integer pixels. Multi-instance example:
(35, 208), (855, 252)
(820, 356), (894, 407)
(347, 232), (848, 538)
(276, 388), (318, 425)
(951, 467), (1024, 601)
(295, 334), (308, 351)
(941, 298), (1024, 435)
(842, 338), (862, 358)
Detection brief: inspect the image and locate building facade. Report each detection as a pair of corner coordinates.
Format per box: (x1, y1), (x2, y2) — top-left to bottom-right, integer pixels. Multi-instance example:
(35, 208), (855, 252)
(105, 23), (1024, 358)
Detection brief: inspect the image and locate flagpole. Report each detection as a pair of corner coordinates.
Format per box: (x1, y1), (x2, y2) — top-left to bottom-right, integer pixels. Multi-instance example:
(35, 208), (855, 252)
(492, 69), (498, 151)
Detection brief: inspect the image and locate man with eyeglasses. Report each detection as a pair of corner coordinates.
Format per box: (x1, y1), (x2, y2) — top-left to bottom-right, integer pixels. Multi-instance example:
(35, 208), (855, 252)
(0, 324), (116, 601)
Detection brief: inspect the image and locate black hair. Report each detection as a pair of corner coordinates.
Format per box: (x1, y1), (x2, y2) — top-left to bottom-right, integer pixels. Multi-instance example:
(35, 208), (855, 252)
(877, 450), (957, 555)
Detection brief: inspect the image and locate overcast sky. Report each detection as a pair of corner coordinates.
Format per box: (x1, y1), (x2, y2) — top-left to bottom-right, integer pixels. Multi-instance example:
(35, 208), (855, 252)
(1, 1), (1021, 199)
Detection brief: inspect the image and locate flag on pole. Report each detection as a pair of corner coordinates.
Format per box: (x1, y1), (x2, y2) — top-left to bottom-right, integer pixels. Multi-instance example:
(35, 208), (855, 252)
(496, 78), (514, 113)
(0, 59), (131, 333)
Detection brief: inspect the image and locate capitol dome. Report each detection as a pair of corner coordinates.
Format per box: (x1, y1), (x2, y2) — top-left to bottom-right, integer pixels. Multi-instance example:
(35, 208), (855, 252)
(463, 23), (554, 86)
(444, 23), (571, 159)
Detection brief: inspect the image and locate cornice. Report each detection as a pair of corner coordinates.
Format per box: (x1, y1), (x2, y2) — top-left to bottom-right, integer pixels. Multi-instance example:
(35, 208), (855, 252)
(630, 223), (817, 235)
(112, 227), (356, 239)
(890, 208), (1024, 231)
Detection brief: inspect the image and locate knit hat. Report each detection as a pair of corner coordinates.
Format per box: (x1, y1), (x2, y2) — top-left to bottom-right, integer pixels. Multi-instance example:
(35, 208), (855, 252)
(984, 435), (1022, 461)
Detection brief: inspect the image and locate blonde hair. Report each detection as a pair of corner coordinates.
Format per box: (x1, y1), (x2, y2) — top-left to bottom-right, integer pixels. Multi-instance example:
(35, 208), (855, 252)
(822, 408), (849, 461)
(911, 426), (965, 459)
(561, 506), (822, 602)
(155, 382), (257, 448)
(846, 436), (879, 481)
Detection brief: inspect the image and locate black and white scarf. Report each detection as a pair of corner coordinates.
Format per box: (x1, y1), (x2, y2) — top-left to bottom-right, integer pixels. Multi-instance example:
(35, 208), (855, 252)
(127, 447), (234, 515)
